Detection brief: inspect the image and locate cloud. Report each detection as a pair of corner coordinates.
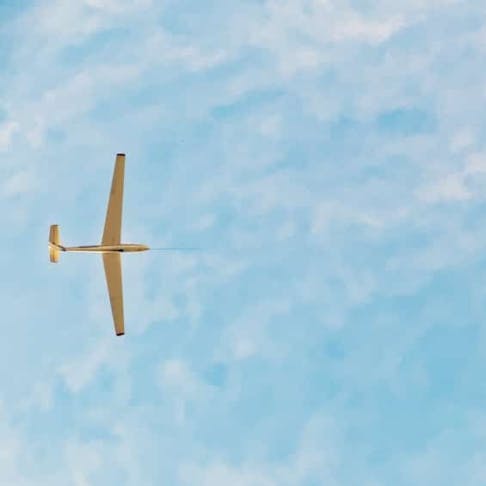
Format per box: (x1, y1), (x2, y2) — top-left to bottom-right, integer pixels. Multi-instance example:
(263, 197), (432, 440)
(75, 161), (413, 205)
(0, 121), (19, 151)
(418, 172), (471, 203)
(64, 439), (104, 486)
(156, 358), (220, 425)
(400, 414), (486, 486)
(158, 359), (202, 396)
(0, 1), (485, 484)
(3, 2), (227, 150)
(84, 0), (153, 13)
(0, 402), (29, 485)
(418, 152), (486, 203)
(1, 170), (37, 198)
(58, 338), (130, 393)
(220, 299), (292, 361)
(312, 202), (385, 234)
(179, 414), (343, 486)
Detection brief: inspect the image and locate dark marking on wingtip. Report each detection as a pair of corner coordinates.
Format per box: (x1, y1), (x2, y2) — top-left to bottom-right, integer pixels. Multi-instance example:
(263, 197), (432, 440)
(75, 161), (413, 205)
(116, 332), (125, 336)
(116, 153), (126, 157)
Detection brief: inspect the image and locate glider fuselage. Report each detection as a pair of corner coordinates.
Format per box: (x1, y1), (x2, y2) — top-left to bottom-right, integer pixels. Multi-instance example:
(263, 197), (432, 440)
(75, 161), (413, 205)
(51, 243), (149, 254)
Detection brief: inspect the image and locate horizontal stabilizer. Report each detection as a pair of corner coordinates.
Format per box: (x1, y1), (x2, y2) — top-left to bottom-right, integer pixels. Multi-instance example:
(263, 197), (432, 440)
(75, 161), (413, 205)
(49, 246), (60, 263)
(49, 224), (60, 245)
(49, 224), (61, 263)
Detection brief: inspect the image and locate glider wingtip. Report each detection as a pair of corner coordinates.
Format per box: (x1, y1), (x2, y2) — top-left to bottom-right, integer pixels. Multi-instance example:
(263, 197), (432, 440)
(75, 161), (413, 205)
(116, 152), (126, 157)
(116, 332), (125, 337)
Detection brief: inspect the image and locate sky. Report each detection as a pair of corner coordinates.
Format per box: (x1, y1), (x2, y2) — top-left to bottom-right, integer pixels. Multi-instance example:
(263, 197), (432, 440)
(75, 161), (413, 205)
(0, 0), (485, 484)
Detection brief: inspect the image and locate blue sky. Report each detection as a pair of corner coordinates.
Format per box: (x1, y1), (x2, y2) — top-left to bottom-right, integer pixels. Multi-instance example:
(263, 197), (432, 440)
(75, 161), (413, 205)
(0, 0), (485, 484)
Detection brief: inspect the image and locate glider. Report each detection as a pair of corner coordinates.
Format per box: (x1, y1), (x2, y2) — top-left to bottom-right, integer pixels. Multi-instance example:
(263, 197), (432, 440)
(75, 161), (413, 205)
(49, 153), (149, 336)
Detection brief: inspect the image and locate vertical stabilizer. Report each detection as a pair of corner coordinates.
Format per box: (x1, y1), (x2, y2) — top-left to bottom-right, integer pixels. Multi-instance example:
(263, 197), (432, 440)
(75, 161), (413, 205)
(49, 224), (61, 263)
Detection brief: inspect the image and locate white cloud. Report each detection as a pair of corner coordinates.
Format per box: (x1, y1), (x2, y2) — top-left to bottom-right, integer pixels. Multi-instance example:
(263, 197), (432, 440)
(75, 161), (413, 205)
(400, 415), (486, 486)
(258, 114), (282, 138)
(157, 359), (213, 424)
(329, 14), (405, 43)
(3, 2), (228, 150)
(245, 0), (408, 77)
(450, 129), (475, 153)
(312, 202), (386, 235)
(0, 1), (484, 484)
(20, 382), (54, 413)
(181, 463), (277, 486)
(58, 338), (129, 393)
(179, 414), (342, 486)
(221, 299), (292, 362)
(158, 359), (200, 396)
(64, 440), (103, 486)
(464, 152), (486, 175)
(25, 2), (104, 44)
(418, 152), (486, 203)
(190, 213), (216, 231)
(84, 0), (153, 12)
(0, 403), (29, 485)
(1, 170), (37, 198)
(418, 172), (471, 203)
(59, 344), (109, 393)
(0, 121), (19, 151)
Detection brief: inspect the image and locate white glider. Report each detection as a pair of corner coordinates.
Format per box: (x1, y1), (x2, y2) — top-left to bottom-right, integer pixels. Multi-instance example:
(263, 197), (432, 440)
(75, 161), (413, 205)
(49, 153), (149, 336)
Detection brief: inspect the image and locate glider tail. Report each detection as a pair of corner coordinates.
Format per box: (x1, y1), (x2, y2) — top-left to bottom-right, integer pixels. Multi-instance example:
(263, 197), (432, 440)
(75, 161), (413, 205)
(49, 224), (63, 263)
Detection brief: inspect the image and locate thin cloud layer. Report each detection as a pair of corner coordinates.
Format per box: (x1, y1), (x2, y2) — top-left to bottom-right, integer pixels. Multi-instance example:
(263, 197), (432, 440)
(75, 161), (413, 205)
(0, 1), (485, 484)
